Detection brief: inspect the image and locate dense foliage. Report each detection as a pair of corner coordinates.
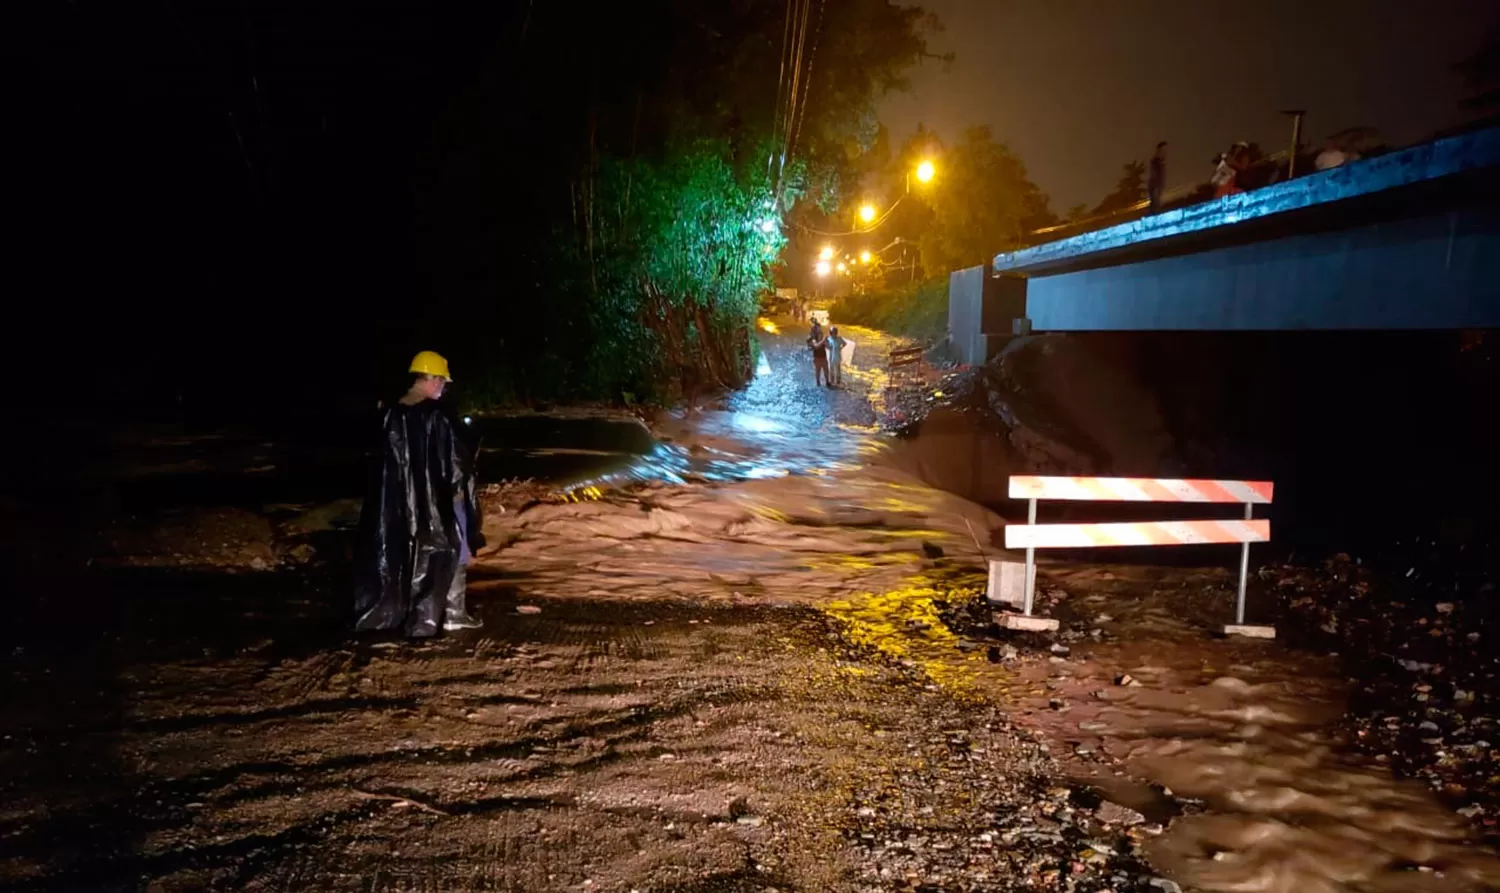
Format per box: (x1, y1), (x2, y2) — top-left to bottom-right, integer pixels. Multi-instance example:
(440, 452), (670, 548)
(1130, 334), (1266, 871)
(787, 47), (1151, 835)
(554, 144), (790, 404)
(415, 0), (937, 408)
(833, 277), (950, 341)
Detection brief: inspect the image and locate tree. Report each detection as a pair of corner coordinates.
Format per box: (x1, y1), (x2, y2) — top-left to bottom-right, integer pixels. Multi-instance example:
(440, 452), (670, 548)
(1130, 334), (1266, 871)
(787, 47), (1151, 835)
(1091, 161), (1146, 217)
(915, 126), (1053, 276)
(419, 0), (938, 404)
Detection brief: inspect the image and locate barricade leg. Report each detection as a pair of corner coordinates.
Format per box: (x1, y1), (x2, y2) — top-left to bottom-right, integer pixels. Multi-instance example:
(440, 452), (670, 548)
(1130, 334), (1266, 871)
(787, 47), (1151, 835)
(998, 497), (1058, 631)
(1236, 503), (1250, 625)
(1225, 501), (1276, 639)
(1022, 498), (1037, 616)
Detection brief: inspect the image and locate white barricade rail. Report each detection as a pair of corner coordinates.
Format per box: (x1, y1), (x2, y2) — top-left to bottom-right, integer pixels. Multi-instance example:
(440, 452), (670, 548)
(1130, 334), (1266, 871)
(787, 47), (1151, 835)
(993, 476), (1275, 636)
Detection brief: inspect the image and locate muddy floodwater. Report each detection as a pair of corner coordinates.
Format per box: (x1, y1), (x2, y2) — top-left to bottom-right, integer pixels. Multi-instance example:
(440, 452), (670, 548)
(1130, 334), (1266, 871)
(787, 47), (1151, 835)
(4, 319), (1499, 891)
(986, 566), (1500, 892)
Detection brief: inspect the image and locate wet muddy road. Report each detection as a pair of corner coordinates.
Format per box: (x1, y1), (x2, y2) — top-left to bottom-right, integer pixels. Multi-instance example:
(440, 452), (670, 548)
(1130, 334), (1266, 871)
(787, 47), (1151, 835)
(0, 578), (1109, 892)
(4, 319), (1500, 891)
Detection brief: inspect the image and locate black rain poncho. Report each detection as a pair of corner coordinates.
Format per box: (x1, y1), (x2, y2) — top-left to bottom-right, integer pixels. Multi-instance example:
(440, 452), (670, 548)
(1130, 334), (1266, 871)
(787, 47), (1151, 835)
(353, 398), (484, 637)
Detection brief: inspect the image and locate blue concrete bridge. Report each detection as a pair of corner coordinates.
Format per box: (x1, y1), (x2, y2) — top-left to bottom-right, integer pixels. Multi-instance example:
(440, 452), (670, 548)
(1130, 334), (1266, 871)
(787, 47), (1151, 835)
(949, 126), (1500, 364)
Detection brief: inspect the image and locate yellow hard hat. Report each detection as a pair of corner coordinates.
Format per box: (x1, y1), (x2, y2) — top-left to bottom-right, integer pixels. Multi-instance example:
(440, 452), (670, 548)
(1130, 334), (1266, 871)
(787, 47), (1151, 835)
(408, 350), (452, 380)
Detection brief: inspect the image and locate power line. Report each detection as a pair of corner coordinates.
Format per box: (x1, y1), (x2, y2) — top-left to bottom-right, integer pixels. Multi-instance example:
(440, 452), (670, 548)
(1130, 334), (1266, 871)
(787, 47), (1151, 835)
(768, 0), (796, 180)
(779, 0), (816, 188)
(781, 0), (811, 178)
(787, 0), (824, 161)
(791, 194), (906, 238)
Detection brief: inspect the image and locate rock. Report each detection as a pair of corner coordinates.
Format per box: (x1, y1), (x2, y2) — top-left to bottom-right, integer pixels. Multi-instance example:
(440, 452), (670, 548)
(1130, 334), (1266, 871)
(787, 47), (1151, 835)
(1149, 879), (1183, 893)
(1114, 674), (1141, 687)
(1050, 644), (1070, 656)
(250, 556), (269, 571)
(1096, 801), (1146, 826)
(1436, 602), (1455, 614)
(1078, 721), (1108, 732)
(516, 605), (543, 615)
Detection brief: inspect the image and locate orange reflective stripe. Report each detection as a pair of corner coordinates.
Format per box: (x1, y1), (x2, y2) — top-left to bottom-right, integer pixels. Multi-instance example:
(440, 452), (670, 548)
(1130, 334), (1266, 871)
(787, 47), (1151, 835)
(1184, 479), (1238, 502)
(1005, 520), (1270, 549)
(1008, 476), (1274, 504)
(1137, 479), (1181, 502)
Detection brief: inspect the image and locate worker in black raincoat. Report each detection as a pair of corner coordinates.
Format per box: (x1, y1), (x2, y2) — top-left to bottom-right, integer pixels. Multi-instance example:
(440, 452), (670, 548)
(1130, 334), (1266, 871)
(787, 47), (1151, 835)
(353, 350), (485, 637)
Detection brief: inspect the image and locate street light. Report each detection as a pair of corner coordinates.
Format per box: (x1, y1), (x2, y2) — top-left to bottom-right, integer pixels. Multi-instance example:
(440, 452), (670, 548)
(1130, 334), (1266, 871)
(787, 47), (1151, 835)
(858, 203), (877, 223)
(859, 250), (872, 264)
(818, 245), (835, 261)
(814, 260), (831, 277)
(836, 261), (847, 273)
(915, 159), (935, 184)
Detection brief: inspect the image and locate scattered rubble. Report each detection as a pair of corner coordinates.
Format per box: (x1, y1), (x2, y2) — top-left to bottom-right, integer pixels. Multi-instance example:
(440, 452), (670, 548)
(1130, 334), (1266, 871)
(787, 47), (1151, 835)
(1273, 551), (1500, 839)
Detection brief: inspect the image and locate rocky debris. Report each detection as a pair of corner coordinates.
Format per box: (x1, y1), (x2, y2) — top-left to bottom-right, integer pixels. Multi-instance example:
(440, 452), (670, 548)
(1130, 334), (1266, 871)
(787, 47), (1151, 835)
(100, 507), (283, 571)
(885, 335), (1183, 479)
(479, 477), (555, 512)
(1096, 800), (1147, 827)
(840, 712), (1171, 893)
(96, 499), (370, 572)
(1274, 552), (1500, 838)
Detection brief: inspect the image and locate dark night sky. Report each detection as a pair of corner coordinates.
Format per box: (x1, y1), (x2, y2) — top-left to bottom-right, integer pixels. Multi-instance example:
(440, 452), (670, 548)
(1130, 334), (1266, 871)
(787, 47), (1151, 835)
(879, 0), (1500, 210)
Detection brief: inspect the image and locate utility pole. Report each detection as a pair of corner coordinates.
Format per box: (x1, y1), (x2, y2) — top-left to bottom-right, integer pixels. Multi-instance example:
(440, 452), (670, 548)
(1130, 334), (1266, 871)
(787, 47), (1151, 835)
(1281, 109), (1306, 179)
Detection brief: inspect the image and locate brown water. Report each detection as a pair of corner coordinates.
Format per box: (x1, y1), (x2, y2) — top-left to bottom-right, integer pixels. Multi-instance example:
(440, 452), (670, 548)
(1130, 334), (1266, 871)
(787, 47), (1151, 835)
(1003, 565), (1500, 892)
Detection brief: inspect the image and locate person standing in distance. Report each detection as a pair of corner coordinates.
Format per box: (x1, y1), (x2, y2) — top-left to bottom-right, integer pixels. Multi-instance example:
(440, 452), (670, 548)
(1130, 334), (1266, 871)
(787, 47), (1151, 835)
(353, 350), (485, 638)
(1148, 142), (1168, 212)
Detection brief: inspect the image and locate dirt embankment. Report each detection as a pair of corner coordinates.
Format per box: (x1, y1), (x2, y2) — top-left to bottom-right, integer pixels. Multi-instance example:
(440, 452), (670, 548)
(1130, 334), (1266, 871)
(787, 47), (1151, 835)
(881, 334), (1183, 506)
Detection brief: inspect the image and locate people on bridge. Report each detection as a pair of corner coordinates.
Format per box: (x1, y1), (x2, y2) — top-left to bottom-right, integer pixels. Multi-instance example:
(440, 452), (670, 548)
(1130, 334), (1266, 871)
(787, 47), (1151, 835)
(1315, 138), (1359, 171)
(1148, 141), (1168, 211)
(1212, 141), (1250, 198)
(353, 350), (486, 638)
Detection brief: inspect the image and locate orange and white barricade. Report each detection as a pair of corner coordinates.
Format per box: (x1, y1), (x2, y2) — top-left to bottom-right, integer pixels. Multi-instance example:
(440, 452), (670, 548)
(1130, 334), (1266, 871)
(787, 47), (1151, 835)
(992, 476), (1274, 636)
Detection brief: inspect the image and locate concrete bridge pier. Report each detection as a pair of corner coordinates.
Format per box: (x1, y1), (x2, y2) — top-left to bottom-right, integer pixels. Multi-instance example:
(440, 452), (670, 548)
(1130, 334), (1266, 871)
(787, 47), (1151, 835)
(947, 265), (1029, 366)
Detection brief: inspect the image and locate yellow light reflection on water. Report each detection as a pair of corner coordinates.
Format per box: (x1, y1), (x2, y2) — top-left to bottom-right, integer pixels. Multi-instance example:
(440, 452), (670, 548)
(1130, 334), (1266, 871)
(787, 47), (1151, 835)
(757, 317), (779, 334)
(820, 581), (990, 701)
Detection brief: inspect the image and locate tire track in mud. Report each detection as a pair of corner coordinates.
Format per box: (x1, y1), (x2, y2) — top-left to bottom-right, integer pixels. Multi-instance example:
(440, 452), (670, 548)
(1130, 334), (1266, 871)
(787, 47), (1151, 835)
(4, 600), (802, 891)
(226, 613), (797, 892)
